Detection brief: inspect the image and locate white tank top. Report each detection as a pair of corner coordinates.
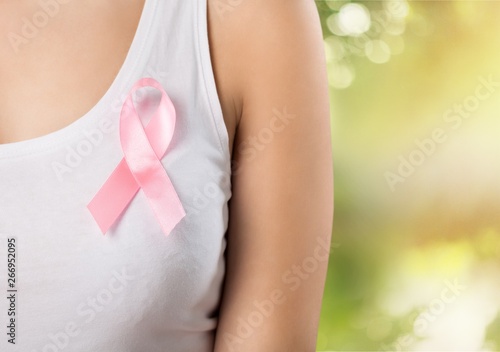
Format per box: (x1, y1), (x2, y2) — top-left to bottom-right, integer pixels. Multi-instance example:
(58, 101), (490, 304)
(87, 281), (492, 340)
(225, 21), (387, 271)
(0, 0), (231, 351)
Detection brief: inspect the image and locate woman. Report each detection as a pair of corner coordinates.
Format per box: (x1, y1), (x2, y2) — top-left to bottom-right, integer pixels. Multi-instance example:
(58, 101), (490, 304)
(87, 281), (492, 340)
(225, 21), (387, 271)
(0, 0), (333, 351)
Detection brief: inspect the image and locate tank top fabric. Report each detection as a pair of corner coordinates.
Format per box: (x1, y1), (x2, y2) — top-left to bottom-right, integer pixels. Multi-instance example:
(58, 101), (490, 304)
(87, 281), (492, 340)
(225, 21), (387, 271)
(0, 0), (231, 351)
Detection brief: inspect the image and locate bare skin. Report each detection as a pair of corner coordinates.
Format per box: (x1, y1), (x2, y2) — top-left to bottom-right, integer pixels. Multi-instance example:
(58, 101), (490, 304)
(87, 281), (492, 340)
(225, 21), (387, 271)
(0, 1), (148, 144)
(0, 0), (333, 350)
(208, 1), (333, 350)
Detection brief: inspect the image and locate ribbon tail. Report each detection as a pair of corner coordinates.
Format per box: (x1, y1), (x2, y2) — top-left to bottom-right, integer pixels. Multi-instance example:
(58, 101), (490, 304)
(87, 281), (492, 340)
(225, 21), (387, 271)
(140, 165), (186, 236)
(87, 159), (140, 234)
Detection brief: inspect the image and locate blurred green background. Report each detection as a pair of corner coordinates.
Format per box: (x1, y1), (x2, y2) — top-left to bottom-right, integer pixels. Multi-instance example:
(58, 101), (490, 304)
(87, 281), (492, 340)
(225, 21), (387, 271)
(316, 1), (500, 351)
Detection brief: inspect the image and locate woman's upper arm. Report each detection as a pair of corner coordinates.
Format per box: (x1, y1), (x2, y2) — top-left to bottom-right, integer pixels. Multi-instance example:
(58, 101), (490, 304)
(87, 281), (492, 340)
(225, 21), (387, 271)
(209, 1), (334, 351)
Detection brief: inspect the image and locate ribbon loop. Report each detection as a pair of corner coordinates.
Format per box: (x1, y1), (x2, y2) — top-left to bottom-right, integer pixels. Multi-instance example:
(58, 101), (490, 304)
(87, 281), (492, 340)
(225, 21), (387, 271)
(87, 77), (186, 236)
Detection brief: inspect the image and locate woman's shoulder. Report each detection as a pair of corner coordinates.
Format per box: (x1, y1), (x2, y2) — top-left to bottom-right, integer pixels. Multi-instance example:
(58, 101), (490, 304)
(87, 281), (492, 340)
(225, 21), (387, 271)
(206, 0), (323, 146)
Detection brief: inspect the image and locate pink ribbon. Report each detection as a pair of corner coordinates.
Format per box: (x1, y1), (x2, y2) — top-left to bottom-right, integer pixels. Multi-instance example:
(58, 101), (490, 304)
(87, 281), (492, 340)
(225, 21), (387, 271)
(87, 77), (186, 236)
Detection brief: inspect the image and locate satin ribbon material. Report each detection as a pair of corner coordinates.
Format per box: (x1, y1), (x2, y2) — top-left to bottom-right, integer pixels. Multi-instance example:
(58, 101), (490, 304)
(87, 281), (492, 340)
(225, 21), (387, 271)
(87, 78), (186, 236)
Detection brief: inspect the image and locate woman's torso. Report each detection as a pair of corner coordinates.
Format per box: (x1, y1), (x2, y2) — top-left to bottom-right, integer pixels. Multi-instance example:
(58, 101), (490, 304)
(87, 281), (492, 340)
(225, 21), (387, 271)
(0, 1), (234, 351)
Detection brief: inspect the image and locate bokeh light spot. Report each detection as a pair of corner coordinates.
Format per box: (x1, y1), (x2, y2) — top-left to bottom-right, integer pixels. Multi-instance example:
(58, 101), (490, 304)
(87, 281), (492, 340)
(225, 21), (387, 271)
(328, 63), (355, 89)
(337, 3), (371, 36)
(365, 40), (391, 64)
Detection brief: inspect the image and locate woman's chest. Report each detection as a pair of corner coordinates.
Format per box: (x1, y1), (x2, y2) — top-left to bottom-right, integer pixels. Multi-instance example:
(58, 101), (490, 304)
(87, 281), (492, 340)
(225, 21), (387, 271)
(0, 1), (238, 158)
(0, 1), (144, 144)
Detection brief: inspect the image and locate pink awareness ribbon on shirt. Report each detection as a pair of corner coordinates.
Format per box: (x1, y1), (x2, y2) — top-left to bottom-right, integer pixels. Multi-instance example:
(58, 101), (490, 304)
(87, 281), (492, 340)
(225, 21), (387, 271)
(87, 77), (186, 236)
